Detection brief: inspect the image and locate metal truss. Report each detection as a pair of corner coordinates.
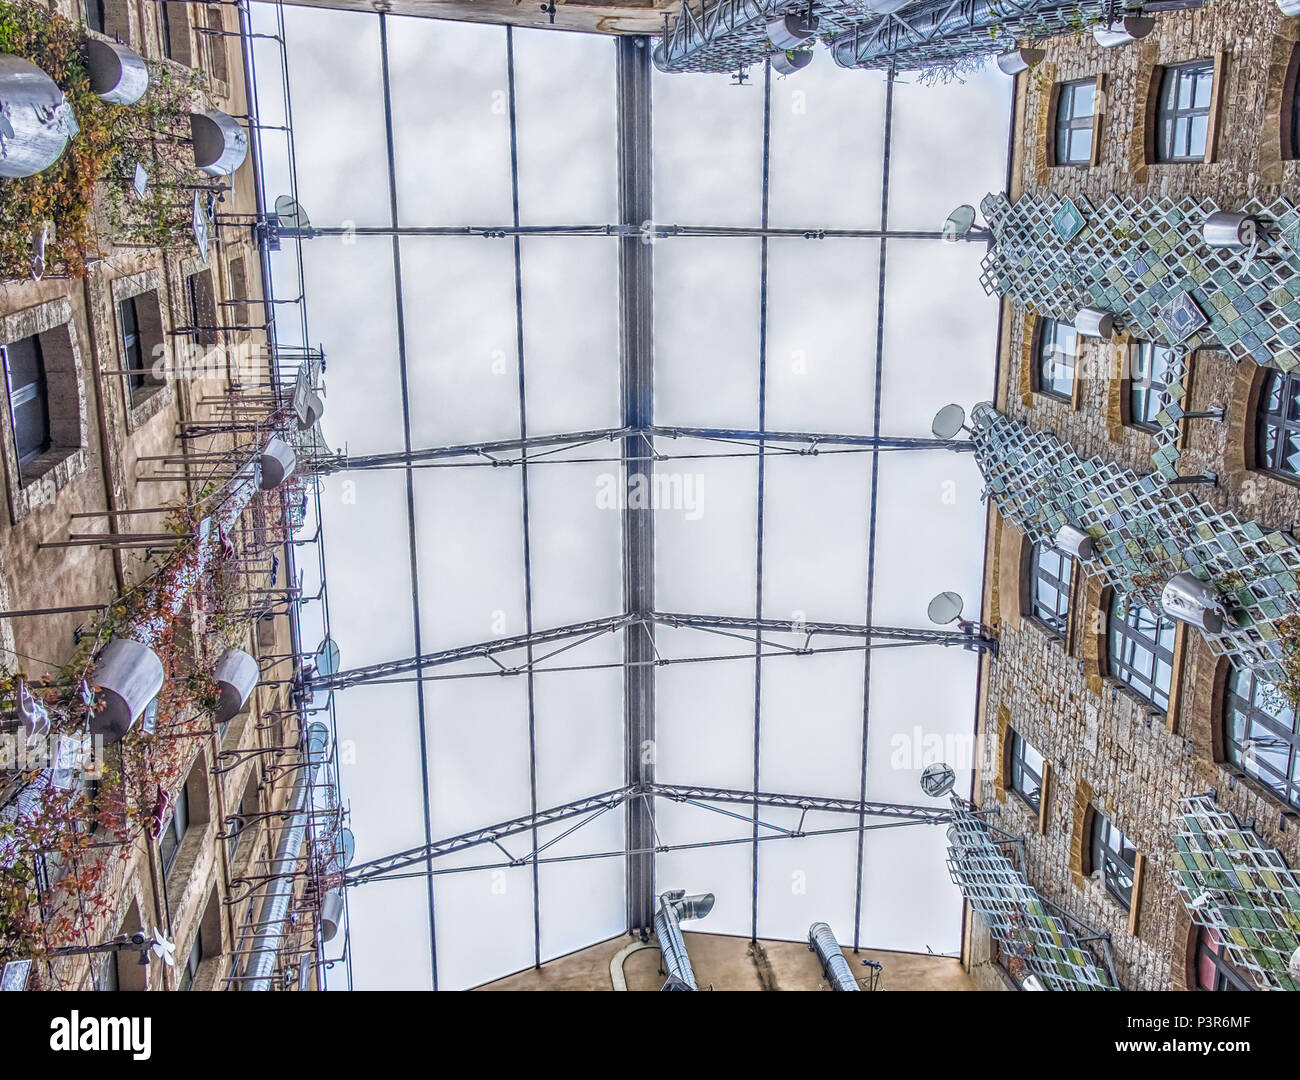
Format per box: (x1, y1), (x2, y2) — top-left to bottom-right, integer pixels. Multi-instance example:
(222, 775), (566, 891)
(343, 783), (953, 888)
(307, 611), (995, 692)
(276, 222), (953, 241)
(309, 426), (970, 474)
(652, 0), (1136, 76)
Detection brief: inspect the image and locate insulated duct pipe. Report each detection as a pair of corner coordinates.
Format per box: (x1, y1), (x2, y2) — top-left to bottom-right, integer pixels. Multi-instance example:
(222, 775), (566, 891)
(653, 890), (715, 989)
(239, 721), (331, 991)
(808, 922), (860, 990)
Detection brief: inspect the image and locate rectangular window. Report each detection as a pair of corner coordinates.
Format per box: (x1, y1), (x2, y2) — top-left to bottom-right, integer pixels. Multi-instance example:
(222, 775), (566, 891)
(1030, 541), (1073, 636)
(1129, 341), (1174, 430)
(119, 296), (149, 398)
(206, 6), (228, 82)
(1156, 60), (1215, 163)
(159, 783), (189, 879)
(1008, 731), (1044, 813)
(1054, 79), (1096, 166)
(1090, 812), (1137, 910)
(178, 933), (203, 991)
(160, 2), (175, 61)
(2, 336), (52, 467)
(84, 0), (107, 34)
(1037, 319), (1077, 400)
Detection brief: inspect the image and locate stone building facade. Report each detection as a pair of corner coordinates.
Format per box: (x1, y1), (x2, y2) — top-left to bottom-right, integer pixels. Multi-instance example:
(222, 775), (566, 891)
(967, 0), (1300, 991)
(0, 0), (322, 991)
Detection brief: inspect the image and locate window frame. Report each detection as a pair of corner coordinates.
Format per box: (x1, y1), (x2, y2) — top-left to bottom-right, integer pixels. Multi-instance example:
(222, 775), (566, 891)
(178, 932), (203, 991)
(1035, 318), (1077, 401)
(159, 782), (189, 880)
(1129, 340), (1174, 431)
(1029, 540), (1073, 637)
(1089, 810), (1137, 910)
(1256, 367), (1300, 481)
(1053, 78), (1097, 167)
(1, 336), (52, 470)
(1155, 59), (1216, 164)
(1224, 663), (1300, 810)
(1108, 596), (1177, 712)
(1007, 730), (1044, 813)
(1194, 926), (1249, 991)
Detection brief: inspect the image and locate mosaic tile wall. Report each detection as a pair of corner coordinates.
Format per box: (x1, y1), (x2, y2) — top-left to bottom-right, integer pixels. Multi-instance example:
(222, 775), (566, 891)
(946, 797), (1117, 990)
(970, 402), (1300, 688)
(1171, 795), (1300, 991)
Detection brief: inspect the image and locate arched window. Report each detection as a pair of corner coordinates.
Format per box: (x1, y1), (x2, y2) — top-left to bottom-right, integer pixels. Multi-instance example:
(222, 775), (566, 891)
(1108, 596), (1176, 711)
(1036, 319), (1076, 400)
(1256, 367), (1300, 480)
(1029, 541), (1072, 636)
(1007, 730), (1044, 812)
(1088, 810), (1137, 910)
(1155, 59), (1214, 163)
(1129, 341), (1174, 430)
(1053, 79), (1096, 167)
(1194, 927), (1249, 990)
(1224, 663), (1300, 809)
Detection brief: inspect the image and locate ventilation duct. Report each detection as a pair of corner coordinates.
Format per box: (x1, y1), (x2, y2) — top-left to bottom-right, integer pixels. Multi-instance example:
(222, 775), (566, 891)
(994, 47), (1044, 75)
(1054, 524), (1096, 561)
(0, 54), (79, 178)
(653, 890), (715, 990)
(1160, 572), (1224, 634)
(808, 922), (859, 990)
(1075, 306), (1115, 339)
(239, 722), (331, 990)
(1092, 16), (1154, 47)
(85, 39), (149, 105)
(213, 648), (258, 725)
(1203, 211), (1257, 250)
(190, 109), (249, 176)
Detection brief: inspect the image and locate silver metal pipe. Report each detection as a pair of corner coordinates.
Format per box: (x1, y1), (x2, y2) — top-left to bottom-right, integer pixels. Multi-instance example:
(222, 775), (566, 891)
(239, 722), (330, 991)
(808, 922), (859, 990)
(653, 890), (715, 989)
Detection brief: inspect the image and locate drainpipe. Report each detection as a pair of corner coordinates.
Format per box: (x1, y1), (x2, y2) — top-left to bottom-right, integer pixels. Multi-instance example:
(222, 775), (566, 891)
(239, 720), (329, 990)
(653, 890), (714, 989)
(808, 922), (859, 990)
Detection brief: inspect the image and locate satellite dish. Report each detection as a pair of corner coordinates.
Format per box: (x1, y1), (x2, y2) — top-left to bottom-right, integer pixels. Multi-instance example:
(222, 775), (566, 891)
(920, 762), (956, 798)
(927, 590), (964, 625)
(314, 637), (341, 678)
(942, 204), (977, 243)
(931, 403), (967, 440)
(274, 194), (311, 231)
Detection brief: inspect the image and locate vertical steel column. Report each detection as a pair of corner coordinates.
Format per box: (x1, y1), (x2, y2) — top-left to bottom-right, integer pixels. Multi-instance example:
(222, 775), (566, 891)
(377, 13), (439, 989)
(617, 36), (656, 938)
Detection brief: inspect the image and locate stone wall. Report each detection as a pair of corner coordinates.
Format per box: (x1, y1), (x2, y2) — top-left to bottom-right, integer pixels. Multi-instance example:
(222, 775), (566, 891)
(975, 0), (1300, 991)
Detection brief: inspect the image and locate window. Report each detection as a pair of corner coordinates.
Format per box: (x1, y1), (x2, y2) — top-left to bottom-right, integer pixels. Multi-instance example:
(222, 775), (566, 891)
(1029, 541), (1073, 636)
(1290, 51), (1300, 161)
(2, 335), (52, 467)
(118, 296), (154, 401)
(178, 932), (203, 991)
(1224, 664), (1300, 809)
(1007, 730), (1044, 812)
(1108, 596), (1177, 711)
(1194, 926), (1249, 990)
(185, 269), (217, 348)
(84, 0), (107, 33)
(159, 782), (189, 879)
(1089, 810), (1137, 909)
(160, 2), (175, 60)
(1036, 319), (1076, 400)
(1155, 60), (1215, 163)
(1129, 341), (1174, 430)
(206, 6), (229, 82)
(1054, 79), (1096, 166)
(1257, 367), (1300, 480)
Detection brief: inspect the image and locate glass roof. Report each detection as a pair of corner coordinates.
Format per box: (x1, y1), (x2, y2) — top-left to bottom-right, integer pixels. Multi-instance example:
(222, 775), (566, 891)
(250, 3), (1010, 990)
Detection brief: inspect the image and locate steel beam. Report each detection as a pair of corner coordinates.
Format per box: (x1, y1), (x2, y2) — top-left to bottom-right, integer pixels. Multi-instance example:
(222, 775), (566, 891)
(651, 611), (992, 649)
(343, 782), (951, 887)
(617, 35), (657, 939)
(309, 616), (635, 691)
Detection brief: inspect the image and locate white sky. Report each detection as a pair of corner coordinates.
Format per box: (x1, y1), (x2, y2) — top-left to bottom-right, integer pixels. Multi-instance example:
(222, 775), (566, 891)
(248, 4), (1011, 991)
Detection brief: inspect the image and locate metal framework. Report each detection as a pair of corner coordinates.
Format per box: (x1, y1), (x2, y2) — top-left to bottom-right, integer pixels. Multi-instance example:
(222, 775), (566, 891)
(257, 16), (1001, 990)
(651, 0), (1137, 76)
(343, 783), (955, 887)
